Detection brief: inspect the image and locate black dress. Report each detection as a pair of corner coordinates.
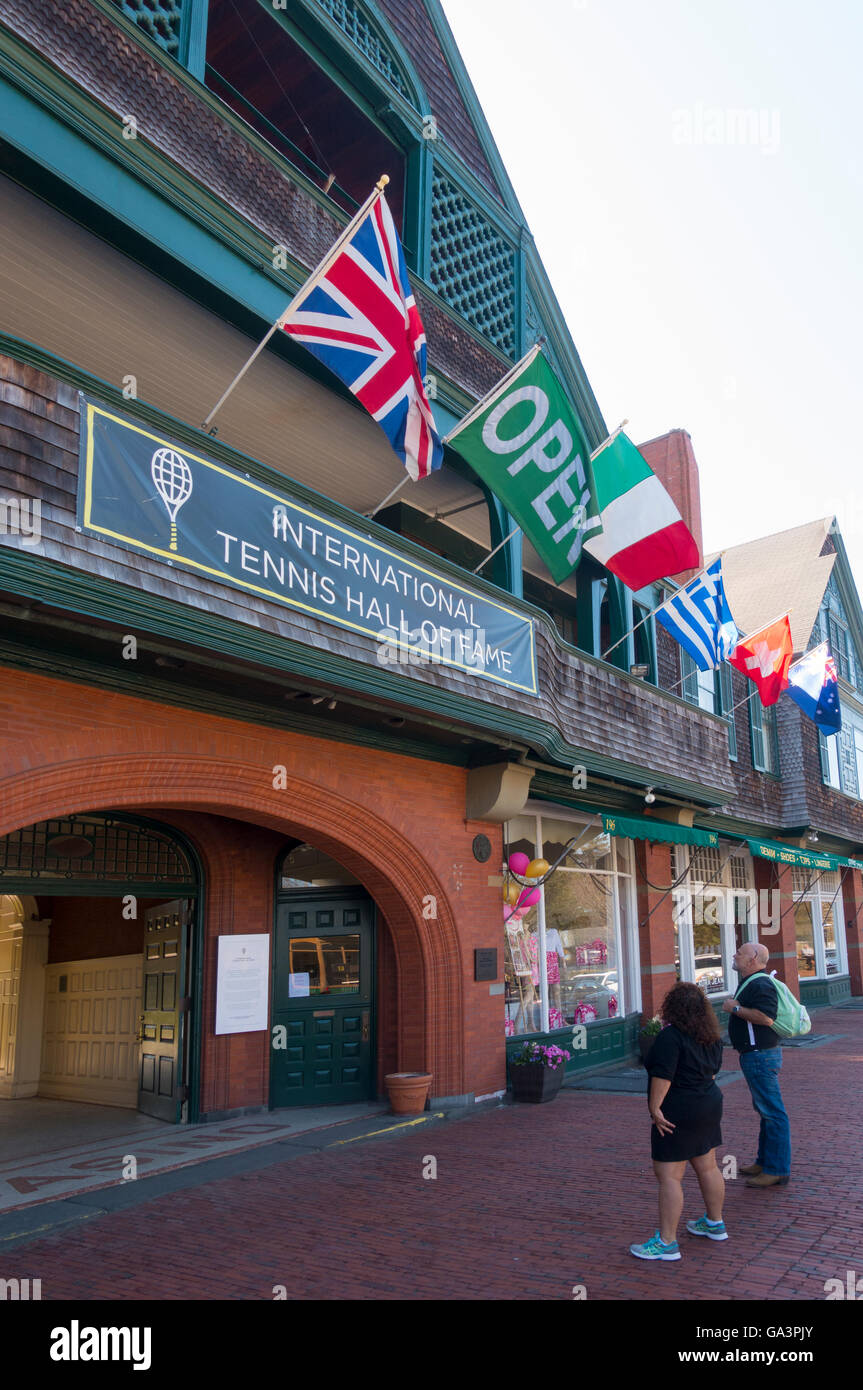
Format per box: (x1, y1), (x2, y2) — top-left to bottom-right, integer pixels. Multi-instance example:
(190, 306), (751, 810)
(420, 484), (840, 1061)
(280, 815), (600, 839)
(645, 1024), (723, 1162)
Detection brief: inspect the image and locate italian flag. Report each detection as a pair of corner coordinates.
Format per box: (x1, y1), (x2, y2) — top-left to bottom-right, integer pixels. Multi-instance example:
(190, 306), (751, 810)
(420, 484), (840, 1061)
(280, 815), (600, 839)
(583, 431), (700, 589)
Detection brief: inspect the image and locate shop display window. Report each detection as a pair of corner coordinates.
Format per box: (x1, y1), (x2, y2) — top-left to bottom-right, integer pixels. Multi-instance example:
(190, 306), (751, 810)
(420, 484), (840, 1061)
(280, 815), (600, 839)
(503, 812), (633, 1037)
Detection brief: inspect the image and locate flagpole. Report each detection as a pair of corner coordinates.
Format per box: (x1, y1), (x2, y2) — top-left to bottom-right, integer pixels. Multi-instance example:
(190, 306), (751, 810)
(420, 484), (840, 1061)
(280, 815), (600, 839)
(442, 343), (542, 445)
(589, 418), (630, 462)
(200, 176), (390, 432)
(473, 524), (521, 575)
(365, 473), (411, 519)
(600, 558), (717, 662)
(727, 686), (759, 718)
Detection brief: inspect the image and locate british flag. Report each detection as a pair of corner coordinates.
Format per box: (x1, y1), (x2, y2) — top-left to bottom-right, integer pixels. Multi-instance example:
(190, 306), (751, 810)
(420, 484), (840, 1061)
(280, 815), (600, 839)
(279, 192), (442, 481)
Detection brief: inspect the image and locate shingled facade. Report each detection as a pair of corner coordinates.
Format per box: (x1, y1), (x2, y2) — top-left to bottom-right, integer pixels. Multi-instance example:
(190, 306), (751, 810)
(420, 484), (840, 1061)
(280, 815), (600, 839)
(0, 0), (859, 1131)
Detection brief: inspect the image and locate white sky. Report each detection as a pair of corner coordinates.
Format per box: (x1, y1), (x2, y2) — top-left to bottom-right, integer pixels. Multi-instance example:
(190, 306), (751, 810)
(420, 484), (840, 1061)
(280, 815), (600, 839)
(441, 0), (863, 591)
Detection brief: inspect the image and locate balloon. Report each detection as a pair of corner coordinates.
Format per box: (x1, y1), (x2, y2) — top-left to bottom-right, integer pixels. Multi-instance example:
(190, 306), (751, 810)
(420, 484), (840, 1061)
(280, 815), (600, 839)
(525, 858), (550, 879)
(508, 852), (530, 876)
(503, 903), (527, 923)
(502, 881), (520, 906)
(517, 885), (541, 909)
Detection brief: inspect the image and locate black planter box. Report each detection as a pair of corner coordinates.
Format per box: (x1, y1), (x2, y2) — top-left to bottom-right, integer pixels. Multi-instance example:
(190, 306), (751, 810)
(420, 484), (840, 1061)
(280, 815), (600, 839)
(509, 1060), (565, 1103)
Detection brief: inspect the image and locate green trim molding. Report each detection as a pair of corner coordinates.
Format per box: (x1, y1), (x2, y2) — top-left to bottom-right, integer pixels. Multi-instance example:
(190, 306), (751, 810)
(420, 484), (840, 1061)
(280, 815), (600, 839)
(799, 974), (852, 1008)
(506, 1012), (640, 1079)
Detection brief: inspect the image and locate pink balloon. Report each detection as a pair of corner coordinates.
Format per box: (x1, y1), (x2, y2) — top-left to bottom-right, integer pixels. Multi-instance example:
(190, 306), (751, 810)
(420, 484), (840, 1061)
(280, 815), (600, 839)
(517, 886), (540, 909)
(508, 852), (531, 876)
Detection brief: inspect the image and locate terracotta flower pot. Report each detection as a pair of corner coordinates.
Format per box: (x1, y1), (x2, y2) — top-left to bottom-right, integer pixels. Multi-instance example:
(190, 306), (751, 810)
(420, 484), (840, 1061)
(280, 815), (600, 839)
(385, 1071), (432, 1115)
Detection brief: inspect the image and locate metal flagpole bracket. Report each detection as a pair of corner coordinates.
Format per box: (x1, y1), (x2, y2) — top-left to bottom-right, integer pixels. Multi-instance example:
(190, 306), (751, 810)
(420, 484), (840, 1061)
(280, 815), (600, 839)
(589, 418), (629, 462)
(473, 524), (521, 575)
(364, 473), (411, 519)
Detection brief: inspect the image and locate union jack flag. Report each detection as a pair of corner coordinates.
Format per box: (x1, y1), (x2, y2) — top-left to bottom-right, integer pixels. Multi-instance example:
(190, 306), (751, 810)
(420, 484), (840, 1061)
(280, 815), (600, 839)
(279, 192), (443, 480)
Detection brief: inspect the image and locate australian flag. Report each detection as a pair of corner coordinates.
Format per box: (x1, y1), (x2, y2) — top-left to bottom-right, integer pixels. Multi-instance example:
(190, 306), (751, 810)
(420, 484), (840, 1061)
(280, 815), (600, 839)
(279, 191), (442, 481)
(655, 556), (740, 670)
(786, 642), (842, 732)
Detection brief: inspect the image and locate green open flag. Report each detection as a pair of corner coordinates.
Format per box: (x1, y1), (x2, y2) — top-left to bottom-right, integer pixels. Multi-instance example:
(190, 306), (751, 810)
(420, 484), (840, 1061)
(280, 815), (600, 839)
(445, 346), (599, 584)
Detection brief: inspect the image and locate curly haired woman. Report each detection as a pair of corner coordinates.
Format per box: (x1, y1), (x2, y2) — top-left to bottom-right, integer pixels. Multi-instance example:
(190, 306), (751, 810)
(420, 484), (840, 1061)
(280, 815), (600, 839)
(630, 981), (727, 1261)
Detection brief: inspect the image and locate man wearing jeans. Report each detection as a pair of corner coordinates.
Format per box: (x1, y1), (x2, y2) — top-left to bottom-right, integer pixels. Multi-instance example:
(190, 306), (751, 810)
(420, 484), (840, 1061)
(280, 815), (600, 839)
(722, 942), (791, 1189)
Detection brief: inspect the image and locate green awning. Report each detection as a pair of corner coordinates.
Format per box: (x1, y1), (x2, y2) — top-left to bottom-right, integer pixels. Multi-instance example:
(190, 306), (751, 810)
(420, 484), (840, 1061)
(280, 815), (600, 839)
(601, 813), (719, 849)
(746, 838), (850, 873)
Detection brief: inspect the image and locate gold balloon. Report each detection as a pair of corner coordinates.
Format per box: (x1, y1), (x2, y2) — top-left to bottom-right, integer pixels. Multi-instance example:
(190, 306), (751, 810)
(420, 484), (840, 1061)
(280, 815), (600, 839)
(502, 881), (520, 905)
(525, 858), (550, 879)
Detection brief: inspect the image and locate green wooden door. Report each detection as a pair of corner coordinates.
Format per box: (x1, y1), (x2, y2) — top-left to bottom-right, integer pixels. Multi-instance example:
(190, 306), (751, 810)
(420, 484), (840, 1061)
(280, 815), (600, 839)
(138, 898), (190, 1121)
(271, 893), (375, 1108)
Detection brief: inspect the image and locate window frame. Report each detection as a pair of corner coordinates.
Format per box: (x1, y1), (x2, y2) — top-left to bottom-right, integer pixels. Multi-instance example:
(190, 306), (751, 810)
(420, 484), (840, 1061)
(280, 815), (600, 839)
(673, 845), (756, 997)
(503, 807), (639, 1036)
(749, 697), (779, 774)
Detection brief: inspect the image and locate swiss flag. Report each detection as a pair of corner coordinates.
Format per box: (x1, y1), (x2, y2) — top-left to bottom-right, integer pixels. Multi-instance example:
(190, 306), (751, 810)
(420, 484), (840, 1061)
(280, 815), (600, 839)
(728, 615), (793, 706)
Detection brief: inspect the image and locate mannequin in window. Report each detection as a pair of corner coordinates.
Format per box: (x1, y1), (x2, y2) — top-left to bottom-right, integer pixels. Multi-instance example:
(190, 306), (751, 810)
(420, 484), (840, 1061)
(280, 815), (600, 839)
(527, 927), (566, 1018)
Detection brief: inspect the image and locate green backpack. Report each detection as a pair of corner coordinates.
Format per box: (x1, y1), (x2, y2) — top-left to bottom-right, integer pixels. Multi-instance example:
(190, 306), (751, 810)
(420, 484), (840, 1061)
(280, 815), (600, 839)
(735, 971), (811, 1040)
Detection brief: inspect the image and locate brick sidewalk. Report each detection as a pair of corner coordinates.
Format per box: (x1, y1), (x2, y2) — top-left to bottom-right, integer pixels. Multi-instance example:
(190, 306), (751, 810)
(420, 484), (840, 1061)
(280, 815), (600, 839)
(5, 1006), (862, 1300)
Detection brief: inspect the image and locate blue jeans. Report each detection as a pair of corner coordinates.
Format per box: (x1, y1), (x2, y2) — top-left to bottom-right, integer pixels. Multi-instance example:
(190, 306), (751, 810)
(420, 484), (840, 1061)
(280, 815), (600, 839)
(740, 1048), (791, 1176)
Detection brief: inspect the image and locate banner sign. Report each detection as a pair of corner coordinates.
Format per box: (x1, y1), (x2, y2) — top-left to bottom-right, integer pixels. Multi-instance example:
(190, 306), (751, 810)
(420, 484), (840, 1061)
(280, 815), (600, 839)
(78, 400), (537, 694)
(445, 348), (598, 584)
(746, 838), (845, 873)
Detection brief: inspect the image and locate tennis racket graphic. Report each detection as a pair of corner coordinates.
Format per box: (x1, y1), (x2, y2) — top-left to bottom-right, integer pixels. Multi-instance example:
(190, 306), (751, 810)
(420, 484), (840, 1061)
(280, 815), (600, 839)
(151, 447), (193, 552)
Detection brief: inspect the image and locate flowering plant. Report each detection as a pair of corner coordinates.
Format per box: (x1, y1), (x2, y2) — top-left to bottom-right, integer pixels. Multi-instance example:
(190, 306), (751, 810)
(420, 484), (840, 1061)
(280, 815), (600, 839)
(639, 1013), (662, 1038)
(509, 1041), (571, 1070)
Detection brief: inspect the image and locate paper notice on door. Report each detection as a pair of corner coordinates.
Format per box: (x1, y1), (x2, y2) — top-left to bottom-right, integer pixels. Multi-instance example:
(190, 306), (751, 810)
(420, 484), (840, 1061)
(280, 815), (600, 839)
(289, 972), (310, 998)
(214, 934), (270, 1034)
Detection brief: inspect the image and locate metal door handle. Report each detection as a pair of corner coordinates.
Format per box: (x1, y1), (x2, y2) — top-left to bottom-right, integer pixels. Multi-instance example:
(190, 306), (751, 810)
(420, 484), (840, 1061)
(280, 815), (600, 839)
(361, 1011), (370, 1042)
(135, 1012), (145, 1043)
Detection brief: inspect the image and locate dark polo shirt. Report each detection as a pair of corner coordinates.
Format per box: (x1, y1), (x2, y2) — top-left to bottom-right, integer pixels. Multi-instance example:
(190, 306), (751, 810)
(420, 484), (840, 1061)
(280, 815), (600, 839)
(729, 973), (780, 1054)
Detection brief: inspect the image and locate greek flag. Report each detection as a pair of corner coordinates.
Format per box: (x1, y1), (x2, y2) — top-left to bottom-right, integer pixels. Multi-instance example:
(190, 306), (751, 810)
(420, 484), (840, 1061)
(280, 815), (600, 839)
(655, 557), (739, 671)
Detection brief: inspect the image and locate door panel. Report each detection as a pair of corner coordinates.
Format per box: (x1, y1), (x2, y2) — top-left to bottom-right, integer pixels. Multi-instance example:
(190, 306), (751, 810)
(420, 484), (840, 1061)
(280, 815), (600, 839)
(137, 898), (190, 1121)
(271, 894), (374, 1108)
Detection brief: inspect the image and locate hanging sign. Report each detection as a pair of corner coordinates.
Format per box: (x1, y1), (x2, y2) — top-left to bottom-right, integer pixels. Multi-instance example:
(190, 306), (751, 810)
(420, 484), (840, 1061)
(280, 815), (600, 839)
(78, 400), (537, 695)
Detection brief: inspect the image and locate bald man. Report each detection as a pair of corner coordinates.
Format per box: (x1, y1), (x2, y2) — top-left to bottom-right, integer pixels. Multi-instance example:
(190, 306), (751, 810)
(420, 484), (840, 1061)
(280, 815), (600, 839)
(722, 942), (791, 1188)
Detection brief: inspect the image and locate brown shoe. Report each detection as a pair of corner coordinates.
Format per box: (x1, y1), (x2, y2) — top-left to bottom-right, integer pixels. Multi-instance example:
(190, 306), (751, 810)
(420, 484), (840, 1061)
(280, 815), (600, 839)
(739, 1163), (762, 1176)
(745, 1172), (789, 1188)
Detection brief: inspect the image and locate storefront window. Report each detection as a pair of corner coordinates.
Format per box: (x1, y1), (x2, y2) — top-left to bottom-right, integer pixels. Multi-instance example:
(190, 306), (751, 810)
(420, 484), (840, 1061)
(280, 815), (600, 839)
(503, 812), (632, 1036)
(794, 902), (817, 978)
(673, 844), (755, 995)
(791, 869), (847, 978)
(544, 868), (618, 1024)
(823, 904), (838, 975)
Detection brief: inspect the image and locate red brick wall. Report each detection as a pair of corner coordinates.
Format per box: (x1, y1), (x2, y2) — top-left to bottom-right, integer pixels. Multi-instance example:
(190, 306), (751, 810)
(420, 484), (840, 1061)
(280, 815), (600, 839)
(638, 431), (704, 580)
(634, 840), (677, 1018)
(0, 666), (504, 1105)
(842, 869), (863, 995)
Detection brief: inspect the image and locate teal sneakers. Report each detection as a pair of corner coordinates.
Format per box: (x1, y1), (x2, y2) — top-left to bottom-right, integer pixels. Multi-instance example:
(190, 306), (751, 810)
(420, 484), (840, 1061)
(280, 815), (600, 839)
(686, 1214), (729, 1241)
(629, 1231), (681, 1261)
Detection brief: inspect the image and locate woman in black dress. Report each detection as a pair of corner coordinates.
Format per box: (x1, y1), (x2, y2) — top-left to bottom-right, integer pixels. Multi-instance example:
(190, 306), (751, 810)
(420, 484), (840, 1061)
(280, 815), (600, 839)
(630, 982), (726, 1261)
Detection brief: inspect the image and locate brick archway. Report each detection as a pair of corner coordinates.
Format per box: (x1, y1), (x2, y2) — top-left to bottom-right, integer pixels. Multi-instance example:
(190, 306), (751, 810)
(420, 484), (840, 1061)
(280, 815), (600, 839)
(0, 755), (464, 1097)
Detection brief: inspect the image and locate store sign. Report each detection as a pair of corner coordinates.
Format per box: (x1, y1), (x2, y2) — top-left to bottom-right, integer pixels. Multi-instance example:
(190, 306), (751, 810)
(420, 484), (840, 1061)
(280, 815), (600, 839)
(78, 400), (538, 695)
(747, 839), (843, 873)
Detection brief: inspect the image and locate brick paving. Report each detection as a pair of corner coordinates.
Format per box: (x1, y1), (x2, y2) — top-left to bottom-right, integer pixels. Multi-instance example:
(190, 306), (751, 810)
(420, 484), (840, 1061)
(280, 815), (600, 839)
(5, 1006), (863, 1301)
